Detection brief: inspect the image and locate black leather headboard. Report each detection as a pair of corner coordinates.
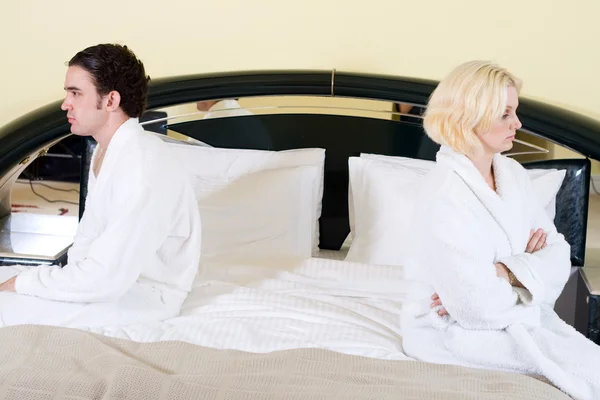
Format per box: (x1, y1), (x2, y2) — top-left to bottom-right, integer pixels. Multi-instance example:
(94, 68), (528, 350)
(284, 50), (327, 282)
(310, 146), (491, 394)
(523, 159), (590, 266)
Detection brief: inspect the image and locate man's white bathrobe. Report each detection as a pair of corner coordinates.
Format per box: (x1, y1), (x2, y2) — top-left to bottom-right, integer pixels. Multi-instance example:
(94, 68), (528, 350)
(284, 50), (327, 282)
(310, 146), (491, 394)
(0, 118), (201, 330)
(401, 145), (600, 400)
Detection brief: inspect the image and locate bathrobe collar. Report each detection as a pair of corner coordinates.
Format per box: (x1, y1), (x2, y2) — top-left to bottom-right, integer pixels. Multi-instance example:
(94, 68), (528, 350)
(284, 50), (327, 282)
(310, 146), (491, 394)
(87, 118), (143, 201)
(436, 145), (526, 254)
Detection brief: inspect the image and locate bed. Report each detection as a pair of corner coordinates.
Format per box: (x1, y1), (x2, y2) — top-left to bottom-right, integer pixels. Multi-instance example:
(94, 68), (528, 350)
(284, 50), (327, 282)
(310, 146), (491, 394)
(0, 70), (598, 399)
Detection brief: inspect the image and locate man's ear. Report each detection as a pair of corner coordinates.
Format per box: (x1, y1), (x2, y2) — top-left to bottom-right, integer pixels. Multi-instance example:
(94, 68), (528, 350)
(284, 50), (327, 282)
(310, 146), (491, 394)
(105, 90), (121, 112)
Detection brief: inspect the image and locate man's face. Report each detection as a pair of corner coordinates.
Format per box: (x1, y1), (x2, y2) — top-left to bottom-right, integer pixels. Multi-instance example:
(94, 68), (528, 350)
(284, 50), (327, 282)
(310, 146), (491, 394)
(60, 66), (108, 136)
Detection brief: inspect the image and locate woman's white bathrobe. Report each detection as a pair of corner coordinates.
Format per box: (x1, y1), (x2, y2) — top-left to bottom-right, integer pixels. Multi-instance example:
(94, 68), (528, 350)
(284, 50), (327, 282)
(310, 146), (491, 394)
(0, 118), (201, 330)
(401, 146), (600, 400)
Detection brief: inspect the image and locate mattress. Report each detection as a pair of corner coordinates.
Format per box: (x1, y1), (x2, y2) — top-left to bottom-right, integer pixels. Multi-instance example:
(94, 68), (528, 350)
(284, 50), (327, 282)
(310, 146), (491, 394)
(0, 324), (568, 400)
(93, 256), (409, 361)
(3, 255), (567, 399)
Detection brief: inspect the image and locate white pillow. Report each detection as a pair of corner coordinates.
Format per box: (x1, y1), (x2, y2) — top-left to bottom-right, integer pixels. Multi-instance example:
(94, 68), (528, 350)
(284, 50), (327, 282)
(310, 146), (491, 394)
(348, 154), (432, 239)
(169, 144), (325, 260)
(526, 168), (567, 221)
(358, 152), (567, 220)
(346, 157), (427, 266)
(197, 166), (318, 260)
(346, 153), (566, 266)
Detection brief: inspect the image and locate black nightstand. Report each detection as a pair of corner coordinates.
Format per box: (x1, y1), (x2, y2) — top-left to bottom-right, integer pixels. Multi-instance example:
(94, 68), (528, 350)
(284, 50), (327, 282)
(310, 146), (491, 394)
(576, 248), (600, 343)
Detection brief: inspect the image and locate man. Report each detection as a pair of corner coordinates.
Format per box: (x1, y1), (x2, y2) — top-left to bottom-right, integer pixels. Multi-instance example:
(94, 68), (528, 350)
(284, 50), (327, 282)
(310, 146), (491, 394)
(0, 44), (201, 329)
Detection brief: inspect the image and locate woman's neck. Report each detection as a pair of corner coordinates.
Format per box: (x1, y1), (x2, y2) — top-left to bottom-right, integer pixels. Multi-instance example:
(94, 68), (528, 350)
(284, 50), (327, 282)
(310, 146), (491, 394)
(467, 151), (496, 190)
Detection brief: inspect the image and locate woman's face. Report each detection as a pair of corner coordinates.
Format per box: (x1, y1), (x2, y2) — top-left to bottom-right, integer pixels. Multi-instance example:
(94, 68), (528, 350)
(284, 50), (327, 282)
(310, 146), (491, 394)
(476, 86), (522, 155)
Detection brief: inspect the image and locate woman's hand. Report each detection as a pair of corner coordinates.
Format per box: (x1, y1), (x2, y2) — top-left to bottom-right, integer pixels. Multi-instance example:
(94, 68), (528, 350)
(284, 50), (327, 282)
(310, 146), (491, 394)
(526, 228), (547, 253)
(430, 252), (537, 316)
(495, 262), (510, 281)
(430, 292), (448, 317)
(495, 262), (526, 288)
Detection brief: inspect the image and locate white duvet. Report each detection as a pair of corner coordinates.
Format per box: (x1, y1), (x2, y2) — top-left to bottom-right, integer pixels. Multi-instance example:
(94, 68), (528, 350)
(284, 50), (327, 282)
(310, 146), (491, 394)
(90, 256), (410, 361)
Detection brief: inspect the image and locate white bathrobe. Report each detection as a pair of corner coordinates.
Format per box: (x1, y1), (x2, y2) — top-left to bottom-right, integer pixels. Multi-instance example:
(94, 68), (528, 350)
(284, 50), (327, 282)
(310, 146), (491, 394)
(0, 118), (201, 329)
(401, 145), (600, 400)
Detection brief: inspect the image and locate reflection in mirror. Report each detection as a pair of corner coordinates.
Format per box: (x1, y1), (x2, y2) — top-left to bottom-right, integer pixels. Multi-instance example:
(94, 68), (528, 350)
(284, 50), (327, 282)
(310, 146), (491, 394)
(392, 103), (426, 124)
(509, 129), (587, 165)
(509, 130), (553, 162)
(145, 96), (404, 148)
(140, 95), (581, 168)
(0, 136), (81, 266)
(12, 136), (81, 218)
(195, 99), (252, 120)
(149, 96), (399, 125)
(144, 96), (413, 151)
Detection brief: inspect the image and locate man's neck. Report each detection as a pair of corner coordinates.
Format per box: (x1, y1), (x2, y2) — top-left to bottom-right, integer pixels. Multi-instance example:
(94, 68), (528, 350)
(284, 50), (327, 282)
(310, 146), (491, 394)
(93, 114), (129, 150)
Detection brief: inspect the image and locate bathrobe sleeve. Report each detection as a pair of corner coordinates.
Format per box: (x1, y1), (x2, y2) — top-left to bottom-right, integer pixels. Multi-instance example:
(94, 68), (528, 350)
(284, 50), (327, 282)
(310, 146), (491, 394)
(417, 195), (540, 331)
(497, 168), (571, 307)
(14, 167), (172, 303)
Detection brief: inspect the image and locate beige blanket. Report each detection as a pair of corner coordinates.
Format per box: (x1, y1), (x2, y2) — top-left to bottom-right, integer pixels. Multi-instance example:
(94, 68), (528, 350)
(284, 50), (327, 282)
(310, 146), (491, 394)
(0, 325), (570, 399)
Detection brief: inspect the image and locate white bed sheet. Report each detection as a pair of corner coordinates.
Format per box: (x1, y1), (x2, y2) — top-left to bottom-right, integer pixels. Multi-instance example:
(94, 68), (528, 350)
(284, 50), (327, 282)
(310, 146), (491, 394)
(94, 256), (411, 361)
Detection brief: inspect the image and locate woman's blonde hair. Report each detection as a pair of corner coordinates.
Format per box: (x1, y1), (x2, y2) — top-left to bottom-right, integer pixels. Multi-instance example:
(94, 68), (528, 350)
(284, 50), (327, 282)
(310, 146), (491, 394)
(423, 60), (522, 155)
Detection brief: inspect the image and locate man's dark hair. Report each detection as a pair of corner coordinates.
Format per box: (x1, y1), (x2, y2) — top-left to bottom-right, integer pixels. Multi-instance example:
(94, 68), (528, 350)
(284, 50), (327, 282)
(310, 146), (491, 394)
(68, 44), (150, 118)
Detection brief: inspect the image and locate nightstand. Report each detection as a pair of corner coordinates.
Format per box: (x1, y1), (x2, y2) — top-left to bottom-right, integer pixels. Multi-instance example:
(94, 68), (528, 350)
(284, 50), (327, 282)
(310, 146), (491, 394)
(577, 248), (600, 343)
(0, 213), (78, 267)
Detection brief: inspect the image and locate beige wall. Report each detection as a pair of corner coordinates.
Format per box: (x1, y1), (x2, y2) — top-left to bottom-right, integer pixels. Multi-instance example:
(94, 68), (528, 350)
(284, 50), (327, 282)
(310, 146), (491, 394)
(2, 0), (599, 164)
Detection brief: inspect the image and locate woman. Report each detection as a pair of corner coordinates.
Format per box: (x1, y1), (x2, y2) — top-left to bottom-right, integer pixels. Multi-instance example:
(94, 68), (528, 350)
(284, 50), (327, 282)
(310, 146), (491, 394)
(400, 60), (600, 400)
